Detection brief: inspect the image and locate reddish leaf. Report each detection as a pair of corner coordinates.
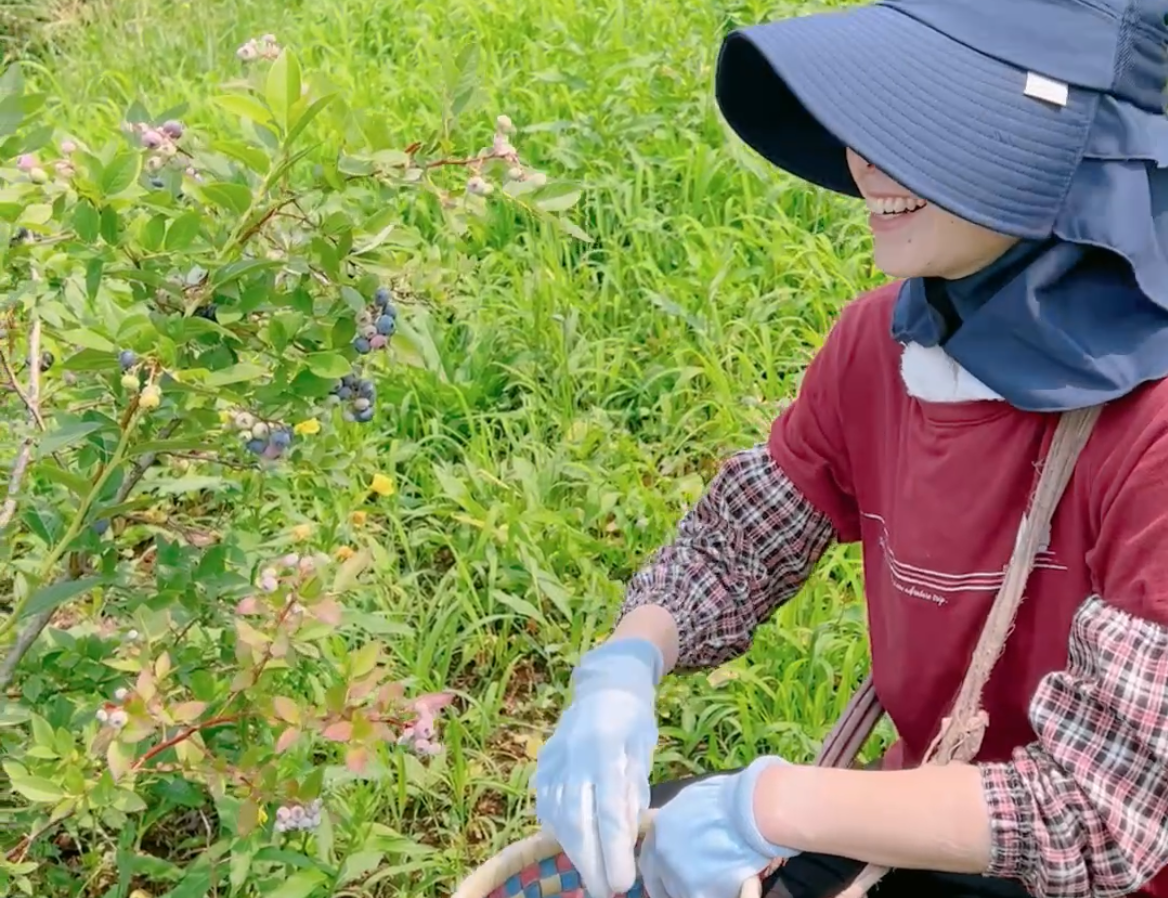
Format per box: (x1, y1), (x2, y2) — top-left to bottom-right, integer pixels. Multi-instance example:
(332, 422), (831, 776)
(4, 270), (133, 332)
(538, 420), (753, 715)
(272, 696), (300, 725)
(321, 720), (352, 742)
(410, 691), (456, 715)
(236, 596), (261, 615)
(275, 727), (300, 753)
(376, 682), (405, 710)
(170, 701), (207, 724)
(345, 746), (369, 774)
(311, 599), (342, 626)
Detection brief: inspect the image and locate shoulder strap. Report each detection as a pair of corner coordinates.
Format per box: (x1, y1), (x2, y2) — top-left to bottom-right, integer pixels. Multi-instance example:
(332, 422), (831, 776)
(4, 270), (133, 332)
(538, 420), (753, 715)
(798, 405), (1103, 898)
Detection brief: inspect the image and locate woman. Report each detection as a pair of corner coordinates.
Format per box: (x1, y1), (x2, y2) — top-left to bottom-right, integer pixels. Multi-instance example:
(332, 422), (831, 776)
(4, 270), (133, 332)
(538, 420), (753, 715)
(531, 1), (1168, 897)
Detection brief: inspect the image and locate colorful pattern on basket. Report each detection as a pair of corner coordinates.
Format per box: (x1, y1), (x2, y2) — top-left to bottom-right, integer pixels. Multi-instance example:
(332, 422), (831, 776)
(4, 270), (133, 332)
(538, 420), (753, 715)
(487, 851), (645, 898)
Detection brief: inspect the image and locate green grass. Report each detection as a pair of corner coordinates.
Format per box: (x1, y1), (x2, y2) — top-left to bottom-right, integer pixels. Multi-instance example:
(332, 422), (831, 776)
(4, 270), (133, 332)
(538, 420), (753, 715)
(15, 0), (891, 892)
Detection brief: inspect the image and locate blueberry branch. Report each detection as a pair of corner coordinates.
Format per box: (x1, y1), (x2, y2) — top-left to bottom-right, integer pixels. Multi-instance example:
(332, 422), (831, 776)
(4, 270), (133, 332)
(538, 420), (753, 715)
(0, 397), (141, 644)
(0, 417), (181, 694)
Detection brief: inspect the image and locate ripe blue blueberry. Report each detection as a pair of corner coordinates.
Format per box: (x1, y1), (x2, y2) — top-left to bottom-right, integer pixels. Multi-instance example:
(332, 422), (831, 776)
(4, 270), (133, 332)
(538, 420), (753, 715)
(376, 315), (395, 336)
(92, 518), (110, 535)
(353, 337), (372, 354)
(118, 350), (137, 371)
(341, 374), (356, 388)
(375, 287), (392, 306)
(245, 438), (267, 455)
(337, 386), (353, 400)
(355, 406), (374, 423)
(356, 379), (375, 399)
(270, 429), (292, 449)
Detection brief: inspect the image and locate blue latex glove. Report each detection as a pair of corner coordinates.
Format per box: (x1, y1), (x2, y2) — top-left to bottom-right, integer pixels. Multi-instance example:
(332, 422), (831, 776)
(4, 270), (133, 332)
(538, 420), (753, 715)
(638, 757), (801, 898)
(533, 638), (664, 897)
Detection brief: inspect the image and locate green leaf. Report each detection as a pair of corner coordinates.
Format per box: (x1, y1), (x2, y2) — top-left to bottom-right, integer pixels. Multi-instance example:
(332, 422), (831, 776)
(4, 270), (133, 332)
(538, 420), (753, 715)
(2, 762), (65, 803)
(22, 576), (105, 620)
(214, 94), (276, 128)
(263, 868), (326, 898)
(305, 352), (351, 379)
(266, 50), (302, 131)
(534, 184), (582, 213)
(37, 420), (110, 455)
(58, 327), (116, 352)
(285, 93), (336, 148)
(338, 850), (384, 886)
(165, 211), (202, 251)
(100, 149), (141, 197)
(200, 182), (253, 217)
(73, 200), (100, 242)
(204, 362), (267, 387)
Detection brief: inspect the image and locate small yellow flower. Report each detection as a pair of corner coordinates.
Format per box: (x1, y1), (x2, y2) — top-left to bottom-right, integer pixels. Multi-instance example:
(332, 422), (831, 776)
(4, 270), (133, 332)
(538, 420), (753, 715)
(350, 510), (367, 527)
(370, 473), (395, 497)
(290, 523), (313, 541)
(294, 418), (321, 436)
(335, 545), (355, 561)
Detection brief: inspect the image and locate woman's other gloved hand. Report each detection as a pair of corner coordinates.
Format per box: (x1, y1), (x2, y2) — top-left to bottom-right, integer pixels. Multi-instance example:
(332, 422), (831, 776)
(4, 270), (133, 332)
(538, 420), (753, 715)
(532, 638), (664, 897)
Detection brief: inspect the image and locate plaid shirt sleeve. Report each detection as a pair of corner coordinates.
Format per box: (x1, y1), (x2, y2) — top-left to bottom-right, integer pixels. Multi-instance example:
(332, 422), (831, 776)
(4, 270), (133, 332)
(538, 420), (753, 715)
(980, 595), (1168, 898)
(619, 443), (837, 670)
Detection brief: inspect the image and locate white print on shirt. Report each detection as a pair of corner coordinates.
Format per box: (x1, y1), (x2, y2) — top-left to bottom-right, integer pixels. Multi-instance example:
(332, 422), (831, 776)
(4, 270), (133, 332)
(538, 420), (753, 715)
(860, 512), (1066, 607)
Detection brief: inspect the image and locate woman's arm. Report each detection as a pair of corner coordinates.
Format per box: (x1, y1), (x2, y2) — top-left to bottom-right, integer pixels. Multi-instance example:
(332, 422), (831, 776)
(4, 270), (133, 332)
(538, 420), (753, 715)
(612, 443), (837, 674)
(752, 594), (1168, 898)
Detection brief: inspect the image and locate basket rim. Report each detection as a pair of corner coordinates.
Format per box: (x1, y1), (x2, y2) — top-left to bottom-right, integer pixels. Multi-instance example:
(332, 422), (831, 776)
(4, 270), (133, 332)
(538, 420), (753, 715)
(451, 811), (762, 898)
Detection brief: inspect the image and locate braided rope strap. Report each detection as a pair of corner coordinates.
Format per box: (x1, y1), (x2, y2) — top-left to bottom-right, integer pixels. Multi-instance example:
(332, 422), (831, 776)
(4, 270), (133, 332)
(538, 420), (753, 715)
(809, 404), (1102, 898)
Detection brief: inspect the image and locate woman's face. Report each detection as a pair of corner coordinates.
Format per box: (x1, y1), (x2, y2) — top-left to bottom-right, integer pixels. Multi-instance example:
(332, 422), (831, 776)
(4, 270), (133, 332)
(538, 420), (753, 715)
(845, 148), (1019, 280)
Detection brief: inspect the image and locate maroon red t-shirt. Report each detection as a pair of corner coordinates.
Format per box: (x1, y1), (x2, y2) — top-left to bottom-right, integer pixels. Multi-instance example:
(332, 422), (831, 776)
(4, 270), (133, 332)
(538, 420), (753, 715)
(767, 282), (1168, 814)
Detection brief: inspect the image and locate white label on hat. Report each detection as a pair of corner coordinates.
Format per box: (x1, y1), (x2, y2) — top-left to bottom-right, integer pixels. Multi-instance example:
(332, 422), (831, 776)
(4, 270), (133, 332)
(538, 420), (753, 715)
(1024, 72), (1069, 107)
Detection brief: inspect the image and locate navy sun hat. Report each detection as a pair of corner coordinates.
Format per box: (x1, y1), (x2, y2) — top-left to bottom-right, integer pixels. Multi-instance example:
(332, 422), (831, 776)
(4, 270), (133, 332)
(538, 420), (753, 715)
(715, 0), (1168, 239)
(715, 0), (1168, 412)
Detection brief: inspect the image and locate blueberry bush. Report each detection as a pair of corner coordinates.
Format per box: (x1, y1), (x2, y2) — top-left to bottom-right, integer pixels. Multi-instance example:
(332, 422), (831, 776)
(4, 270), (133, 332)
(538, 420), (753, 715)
(0, 40), (582, 898)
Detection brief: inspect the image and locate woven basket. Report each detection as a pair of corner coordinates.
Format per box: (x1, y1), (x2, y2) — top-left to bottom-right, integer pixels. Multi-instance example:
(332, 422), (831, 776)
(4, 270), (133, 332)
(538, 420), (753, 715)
(453, 811), (763, 898)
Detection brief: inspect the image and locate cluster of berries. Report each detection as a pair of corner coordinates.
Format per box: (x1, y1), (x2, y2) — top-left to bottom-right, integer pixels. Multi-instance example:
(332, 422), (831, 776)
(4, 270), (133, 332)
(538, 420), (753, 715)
(274, 798), (324, 834)
(327, 374), (376, 424)
(95, 686), (132, 730)
(464, 114), (547, 197)
(398, 705), (443, 757)
(226, 411), (293, 460)
(236, 34), (281, 62)
(255, 552), (326, 593)
(352, 287), (398, 356)
(118, 349), (162, 408)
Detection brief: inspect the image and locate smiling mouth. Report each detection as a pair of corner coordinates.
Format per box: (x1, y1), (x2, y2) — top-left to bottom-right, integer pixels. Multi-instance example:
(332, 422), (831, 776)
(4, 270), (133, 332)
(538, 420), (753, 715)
(864, 196), (928, 218)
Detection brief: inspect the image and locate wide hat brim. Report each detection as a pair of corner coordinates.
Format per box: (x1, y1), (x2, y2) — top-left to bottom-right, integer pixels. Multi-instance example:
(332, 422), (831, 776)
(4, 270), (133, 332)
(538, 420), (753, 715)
(715, 4), (1099, 240)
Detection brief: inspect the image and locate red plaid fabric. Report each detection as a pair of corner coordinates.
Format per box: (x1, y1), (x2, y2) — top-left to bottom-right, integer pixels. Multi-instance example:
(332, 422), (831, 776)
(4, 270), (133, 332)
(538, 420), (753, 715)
(621, 444), (835, 670)
(620, 449), (1168, 898)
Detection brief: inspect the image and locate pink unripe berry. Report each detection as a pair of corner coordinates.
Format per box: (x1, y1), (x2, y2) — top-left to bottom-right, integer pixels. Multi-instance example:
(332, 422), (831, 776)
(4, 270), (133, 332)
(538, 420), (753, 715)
(370, 334), (388, 350)
(280, 553), (299, 569)
(141, 130), (163, 149)
(466, 176), (492, 196)
(492, 134), (514, 156)
(161, 120), (184, 139)
(114, 687), (129, 701)
(60, 140), (77, 154)
(16, 153), (36, 171)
